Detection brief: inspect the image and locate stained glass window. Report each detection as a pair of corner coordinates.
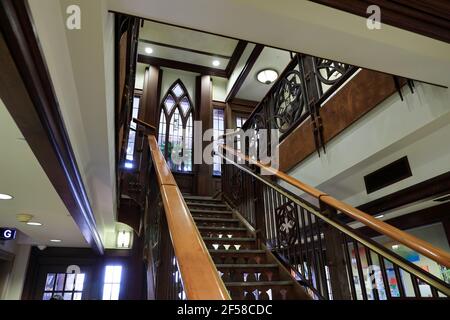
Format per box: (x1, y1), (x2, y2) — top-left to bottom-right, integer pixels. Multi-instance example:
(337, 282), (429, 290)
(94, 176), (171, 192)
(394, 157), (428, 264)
(158, 80), (194, 172)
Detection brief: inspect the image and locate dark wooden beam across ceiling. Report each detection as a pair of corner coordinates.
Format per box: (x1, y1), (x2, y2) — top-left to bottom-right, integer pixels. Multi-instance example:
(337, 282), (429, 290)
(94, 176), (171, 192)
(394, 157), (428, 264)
(139, 38), (232, 59)
(225, 40), (248, 77)
(310, 0), (450, 43)
(138, 54), (228, 77)
(357, 202), (450, 244)
(357, 171), (450, 216)
(225, 44), (264, 102)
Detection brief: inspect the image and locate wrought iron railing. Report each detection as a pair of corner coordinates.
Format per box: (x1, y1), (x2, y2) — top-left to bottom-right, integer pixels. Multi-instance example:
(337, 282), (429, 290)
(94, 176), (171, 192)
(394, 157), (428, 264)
(242, 54), (357, 154)
(219, 141), (450, 300)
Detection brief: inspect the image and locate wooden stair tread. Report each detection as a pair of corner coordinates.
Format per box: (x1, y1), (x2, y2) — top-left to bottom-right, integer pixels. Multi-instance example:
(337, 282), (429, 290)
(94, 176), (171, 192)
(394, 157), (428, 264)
(193, 217), (239, 222)
(186, 202), (227, 208)
(198, 226), (247, 231)
(190, 208), (233, 214)
(184, 195), (222, 201)
(209, 249), (266, 254)
(216, 264), (278, 268)
(203, 237), (255, 242)
(225, 281), (293, 287)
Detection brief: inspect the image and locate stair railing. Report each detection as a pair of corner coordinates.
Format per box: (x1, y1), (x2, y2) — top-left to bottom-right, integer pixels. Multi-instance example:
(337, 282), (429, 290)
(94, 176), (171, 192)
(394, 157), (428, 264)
(218, 136), (450, 300)
(137, 120), (230, 300)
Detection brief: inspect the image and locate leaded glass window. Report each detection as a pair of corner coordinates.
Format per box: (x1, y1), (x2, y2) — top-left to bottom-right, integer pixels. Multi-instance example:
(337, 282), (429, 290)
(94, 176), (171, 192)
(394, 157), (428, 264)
(158, 80), (194, 172)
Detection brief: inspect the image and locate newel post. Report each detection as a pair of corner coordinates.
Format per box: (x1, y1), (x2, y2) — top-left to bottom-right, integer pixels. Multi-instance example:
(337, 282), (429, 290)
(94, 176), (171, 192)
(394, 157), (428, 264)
(320, 202), (352, 300)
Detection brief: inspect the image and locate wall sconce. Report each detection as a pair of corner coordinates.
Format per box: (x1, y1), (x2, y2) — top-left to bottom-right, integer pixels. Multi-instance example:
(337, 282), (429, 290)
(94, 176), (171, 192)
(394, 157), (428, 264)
(116, 230), (132, 249)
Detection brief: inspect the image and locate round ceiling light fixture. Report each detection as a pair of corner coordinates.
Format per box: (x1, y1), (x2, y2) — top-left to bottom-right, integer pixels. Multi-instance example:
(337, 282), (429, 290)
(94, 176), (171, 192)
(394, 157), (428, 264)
(0, 193), (13, 200)
(256, 69), (278, 84)
(212, 59), (220, 67)
(144, 47), (153, 54)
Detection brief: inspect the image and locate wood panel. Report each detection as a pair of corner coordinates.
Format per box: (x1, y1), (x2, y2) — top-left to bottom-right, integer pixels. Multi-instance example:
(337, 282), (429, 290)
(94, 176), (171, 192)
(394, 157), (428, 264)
(173, 173), (195, 195)
(278, 69), (406, 172)
(310, 0), (450, 43)
(195, 75), (214, 195)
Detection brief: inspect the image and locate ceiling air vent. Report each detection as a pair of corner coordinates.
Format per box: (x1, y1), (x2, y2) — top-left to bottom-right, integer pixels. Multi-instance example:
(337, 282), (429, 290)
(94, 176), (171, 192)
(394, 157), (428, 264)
(364, 156), (412, 194)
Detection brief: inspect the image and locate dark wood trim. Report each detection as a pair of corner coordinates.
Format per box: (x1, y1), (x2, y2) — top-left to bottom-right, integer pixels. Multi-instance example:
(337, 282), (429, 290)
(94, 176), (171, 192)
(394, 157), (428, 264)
(225, 40), (248, 78)
(138, 54), (228, 77)
(225, 44), (264, 102)
(357, 202), (450, 243)
(229, 98), (259, 108)
(0, 0), (104, 254)
(139, 38), (231, 59)
(310, 0), (450, 44)
(357, 171), (450, 215)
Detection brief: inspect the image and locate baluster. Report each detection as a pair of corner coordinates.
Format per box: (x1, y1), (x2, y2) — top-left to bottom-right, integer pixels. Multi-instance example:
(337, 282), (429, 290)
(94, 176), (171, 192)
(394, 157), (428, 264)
(393, 265), (406, 298)
(342, 234), (358, 300)
(377, 255), (392, 299)
(352, 240), (368, 300)
(364, 247), (379, 300)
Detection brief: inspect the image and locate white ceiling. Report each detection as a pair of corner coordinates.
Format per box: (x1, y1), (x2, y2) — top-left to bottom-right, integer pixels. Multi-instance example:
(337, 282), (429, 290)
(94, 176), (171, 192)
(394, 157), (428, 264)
(139, 20), (238, 70)
(27, 0), (118, 247)
(0, 99), (88, 247)
(108, 0), (450, 87)
(236, 46), (291, 101)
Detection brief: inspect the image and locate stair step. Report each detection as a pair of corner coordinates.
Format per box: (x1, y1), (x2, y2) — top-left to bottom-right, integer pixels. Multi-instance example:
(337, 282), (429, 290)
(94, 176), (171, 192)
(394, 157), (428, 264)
(184, 195), (222, 202)
(194, 217), (239, 222)
(190, 208), (233, 214)
(186, 202), (227, 208)
(225, 281), (293, 287)
(209, 249), (266, 254)
(198, 226), (247, 231)
(216, 264), (278, 268)
(203, 237), (255, 242)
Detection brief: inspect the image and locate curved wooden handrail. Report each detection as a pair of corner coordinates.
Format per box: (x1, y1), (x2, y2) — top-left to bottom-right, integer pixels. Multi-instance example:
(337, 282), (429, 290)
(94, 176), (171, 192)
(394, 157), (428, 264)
(219, 143), (450, 268)
(148, 136), (230, 300)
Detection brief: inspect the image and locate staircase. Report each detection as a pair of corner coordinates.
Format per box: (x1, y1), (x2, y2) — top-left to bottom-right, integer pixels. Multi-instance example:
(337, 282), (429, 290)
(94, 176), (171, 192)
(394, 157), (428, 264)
(184, 195), (310, 300)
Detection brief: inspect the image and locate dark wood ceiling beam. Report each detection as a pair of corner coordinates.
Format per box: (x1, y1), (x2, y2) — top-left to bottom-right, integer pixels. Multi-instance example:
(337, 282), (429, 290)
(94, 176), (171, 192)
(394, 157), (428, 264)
(357, 171), (450, 215)
(0, 0), (104, 253)
(225, 40), (248, 78)
(138, 54), (228, 77)
(310, 0), (450, 43)
(139, 38), (232, 59)
(357, 202), (450, 243)
(225, 44), (264, 102)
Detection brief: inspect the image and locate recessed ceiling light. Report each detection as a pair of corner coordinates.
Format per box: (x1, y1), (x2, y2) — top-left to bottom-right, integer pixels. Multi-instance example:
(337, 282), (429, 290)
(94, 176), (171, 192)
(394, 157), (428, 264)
(27, 222), (42, 226)
(375, 214), (384, 219)
(145, 47), (153, 54)
(256, 69), (278, 84)
(212, 60), (220, 67)
(0, 193), (13, 200)
(392, 244), (399, 250)
(50, 239), (62, 243)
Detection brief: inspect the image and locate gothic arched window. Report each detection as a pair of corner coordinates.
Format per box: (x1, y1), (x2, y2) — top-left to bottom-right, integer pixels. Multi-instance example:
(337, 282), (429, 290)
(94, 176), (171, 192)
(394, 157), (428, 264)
(158, 80), (194, 172)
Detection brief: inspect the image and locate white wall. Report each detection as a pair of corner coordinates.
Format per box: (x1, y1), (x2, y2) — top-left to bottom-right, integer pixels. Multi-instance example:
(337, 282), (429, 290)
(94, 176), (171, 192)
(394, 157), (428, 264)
(212, 77), (228, 102)
(281, 83), (450, 207)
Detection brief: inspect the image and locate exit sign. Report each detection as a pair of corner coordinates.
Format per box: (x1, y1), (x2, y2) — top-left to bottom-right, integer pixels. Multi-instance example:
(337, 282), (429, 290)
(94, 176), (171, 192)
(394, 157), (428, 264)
(0, 228), (17, 240)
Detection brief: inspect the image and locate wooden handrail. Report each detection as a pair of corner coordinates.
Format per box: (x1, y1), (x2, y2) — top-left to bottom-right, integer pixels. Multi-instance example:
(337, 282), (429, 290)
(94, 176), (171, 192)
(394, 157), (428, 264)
(148, 136), (230, 300)
(219, 144), (450, 268)
(133, 118), (157, 132)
